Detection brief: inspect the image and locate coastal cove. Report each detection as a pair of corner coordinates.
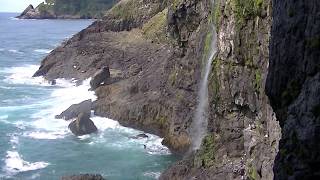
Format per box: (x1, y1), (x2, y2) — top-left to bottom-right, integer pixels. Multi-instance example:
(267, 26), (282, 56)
(0, 13), (178, 180)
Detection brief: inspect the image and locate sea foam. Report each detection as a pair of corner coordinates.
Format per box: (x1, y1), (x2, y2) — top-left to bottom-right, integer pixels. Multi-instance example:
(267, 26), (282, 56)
(4, 151), (49, 174)
(34, 49), (52, 54)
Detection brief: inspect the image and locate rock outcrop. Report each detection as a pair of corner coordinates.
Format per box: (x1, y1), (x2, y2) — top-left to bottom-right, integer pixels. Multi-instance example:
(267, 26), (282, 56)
(55, 100), (92, 120)
(68, 113), (98, 136)
(17, 3), (56, 19)
(90, 67), (111, 90)
(267, 0), (320, 179)
(61, 174), (105, 180)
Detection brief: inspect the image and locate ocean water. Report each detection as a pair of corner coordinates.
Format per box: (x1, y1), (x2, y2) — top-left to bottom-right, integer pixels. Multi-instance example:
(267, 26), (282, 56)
(0, 13), (177, 180)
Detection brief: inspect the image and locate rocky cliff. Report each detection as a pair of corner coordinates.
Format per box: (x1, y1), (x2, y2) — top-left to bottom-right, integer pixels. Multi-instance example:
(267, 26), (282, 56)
(17, 0), (118, 19)
(267, 0), (320, 179)
(161, 0), (281, 179)
(32, 0), (319, 179)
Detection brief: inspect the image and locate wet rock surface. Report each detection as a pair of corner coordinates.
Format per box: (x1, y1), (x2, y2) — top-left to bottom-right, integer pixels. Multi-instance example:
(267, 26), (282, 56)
(61, 174), (105, 180)
(55, 100), (92, 120)
(68, 113), (98, 136)
(90, 67), (111, 90)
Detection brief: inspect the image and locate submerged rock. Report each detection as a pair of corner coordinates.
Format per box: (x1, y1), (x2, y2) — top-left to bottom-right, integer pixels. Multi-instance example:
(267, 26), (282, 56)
(55, 100), (92, 120)
(130, 133), (149, 139)
(68, 113), (97, 136)
(90, 67), (111, 90)
(61, 174), (105, 180)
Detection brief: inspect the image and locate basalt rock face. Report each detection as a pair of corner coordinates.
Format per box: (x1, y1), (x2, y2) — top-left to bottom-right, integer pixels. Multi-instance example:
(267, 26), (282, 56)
(162, 0), (281, 179)
(267, 0), (320, 179)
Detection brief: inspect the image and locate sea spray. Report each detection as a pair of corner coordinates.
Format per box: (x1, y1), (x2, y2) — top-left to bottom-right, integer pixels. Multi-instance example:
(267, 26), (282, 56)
(190, 13), (217, 150)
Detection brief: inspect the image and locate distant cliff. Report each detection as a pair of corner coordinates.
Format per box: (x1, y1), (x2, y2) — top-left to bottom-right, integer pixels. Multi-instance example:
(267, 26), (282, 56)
(17, 0), (118, 19)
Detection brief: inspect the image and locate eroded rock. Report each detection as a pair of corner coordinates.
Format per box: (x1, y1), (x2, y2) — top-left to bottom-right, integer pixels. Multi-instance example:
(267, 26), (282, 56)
(55, 100), (92, 120)
(90, 67), (111, 90)
(68, 113), (97, 136)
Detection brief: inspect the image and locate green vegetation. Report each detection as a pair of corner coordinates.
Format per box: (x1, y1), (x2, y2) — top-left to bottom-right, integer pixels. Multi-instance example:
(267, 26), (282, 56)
(38, 2), (54, 12)
(231, 0), (264, 26)
(38, 0), (117, 18)
(248, 164), (259, 180)
(108, 0), (146, 21)
(254, 69), (262, 92)
(194, 135), (215, 167)
(156, 115), (167, 129)
(306, 35), (320, 50)
(142, 9), (169, 44)
(213, 0), (221, 28)
(210, 57), (221, 104)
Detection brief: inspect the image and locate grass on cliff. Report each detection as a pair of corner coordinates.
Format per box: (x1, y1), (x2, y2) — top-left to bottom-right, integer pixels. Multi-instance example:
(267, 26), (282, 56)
(142, 8), (169, 44)
(194, 135), (215, 168)
(231, 0), (264, 26)
(107, 0), (159, 21)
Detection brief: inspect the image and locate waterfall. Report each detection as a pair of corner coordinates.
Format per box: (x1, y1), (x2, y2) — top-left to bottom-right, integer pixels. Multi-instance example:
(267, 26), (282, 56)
(190, 19), (217, 151)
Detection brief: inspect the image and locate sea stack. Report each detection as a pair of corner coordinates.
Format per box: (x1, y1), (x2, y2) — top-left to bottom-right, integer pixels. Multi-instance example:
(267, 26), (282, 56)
(16, 4), (36, 19)
(68, 113), (98, 136)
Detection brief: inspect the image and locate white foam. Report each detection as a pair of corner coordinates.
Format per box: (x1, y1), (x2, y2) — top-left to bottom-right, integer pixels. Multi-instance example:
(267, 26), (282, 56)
(90, 116), (171, 155)
(2, 65), (48, 85)
(9, 136), (19, 146)
(4, 151), (49, 174)
(2, 64), (171, 156)
(1, 65), (78, 87)
(23, 131), (67, 140)
(91, 116), (121, 131)
(30, 79), (95, 134)
(34, 49), (52, 54)
(143, 172), (161, 179)
(0, 115), (8, 119)
(8, 49), (23, 54)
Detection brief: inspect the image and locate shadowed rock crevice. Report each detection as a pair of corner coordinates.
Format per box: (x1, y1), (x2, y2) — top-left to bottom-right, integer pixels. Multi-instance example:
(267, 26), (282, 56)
(267, 0), (320, 179)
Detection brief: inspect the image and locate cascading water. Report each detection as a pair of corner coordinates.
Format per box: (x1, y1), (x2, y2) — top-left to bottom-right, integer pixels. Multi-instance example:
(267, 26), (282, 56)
(190, 9), (217, 151)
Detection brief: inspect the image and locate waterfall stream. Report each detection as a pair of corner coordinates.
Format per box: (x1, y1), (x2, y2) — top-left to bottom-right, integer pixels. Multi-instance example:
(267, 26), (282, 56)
(190, 19), (217, 151)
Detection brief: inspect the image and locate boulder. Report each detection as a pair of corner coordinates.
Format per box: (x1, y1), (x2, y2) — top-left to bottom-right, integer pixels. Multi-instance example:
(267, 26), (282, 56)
(55, 100), (92, 120)
(61, 174), (105, 180)
(68, 113), (98, 136)
(90, 67), (111, 90)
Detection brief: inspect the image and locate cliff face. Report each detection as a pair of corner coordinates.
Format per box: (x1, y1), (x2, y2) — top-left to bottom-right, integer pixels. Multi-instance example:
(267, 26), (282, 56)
(17, 0), (118, 19)
(267, 0), (320, 179)
(161, 0), (281, 179)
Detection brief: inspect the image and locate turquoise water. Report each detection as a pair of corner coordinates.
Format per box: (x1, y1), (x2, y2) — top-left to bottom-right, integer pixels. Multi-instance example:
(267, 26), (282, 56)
(0, 13), (177, 180)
